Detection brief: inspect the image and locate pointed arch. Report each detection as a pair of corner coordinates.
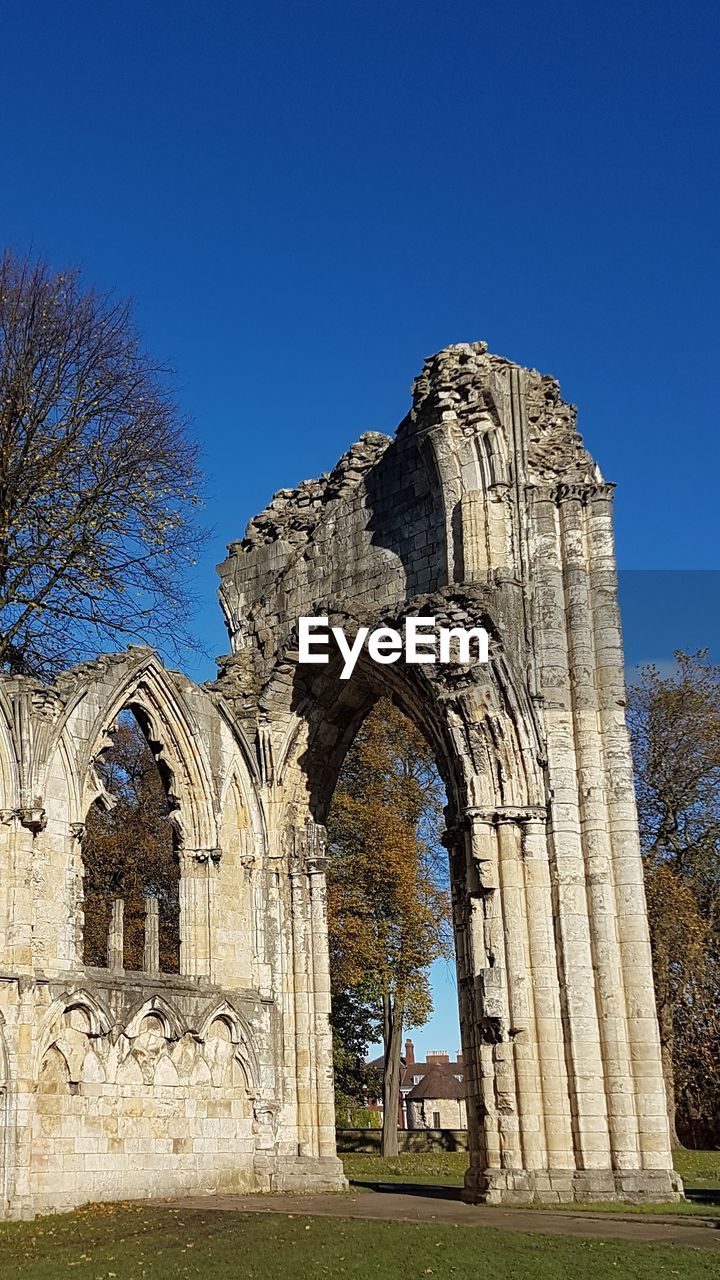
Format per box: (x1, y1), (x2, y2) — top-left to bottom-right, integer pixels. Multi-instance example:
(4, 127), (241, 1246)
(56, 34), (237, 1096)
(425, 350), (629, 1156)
(37, 1044), (72, 1086)
(34, 988), (112, 1077)
(198, 999), (259, 1090)
(51, 651), (218, 851)
(123, 993), (186, 1042)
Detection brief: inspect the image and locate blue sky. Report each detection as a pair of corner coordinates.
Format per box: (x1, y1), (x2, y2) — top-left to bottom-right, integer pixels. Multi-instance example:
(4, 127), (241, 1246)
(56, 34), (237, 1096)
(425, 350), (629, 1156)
(2, 1), (718, 1057)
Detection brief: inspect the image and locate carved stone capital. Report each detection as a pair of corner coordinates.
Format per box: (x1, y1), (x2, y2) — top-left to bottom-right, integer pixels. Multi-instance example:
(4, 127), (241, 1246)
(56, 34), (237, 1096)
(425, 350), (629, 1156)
(305, 855), (329, 877)
(289, 818), (327, 873)
(464, 804), (547, 827)
(495, 805), (547, 825)
(181, 846), (222, 866)
(551, 481), (616, 506)
(4, 807), (48, 834)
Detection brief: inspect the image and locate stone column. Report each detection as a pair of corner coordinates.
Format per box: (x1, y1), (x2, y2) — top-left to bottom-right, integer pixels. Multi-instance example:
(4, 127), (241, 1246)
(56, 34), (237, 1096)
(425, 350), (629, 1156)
(586, 488), (676, 1187)
(530, 488), (611, 1173)
(2, 812), (42, 973)
(107, 898), (124, 973)
(178, 847), (221, 978)
(558, 488), (639, 1171)
(495, 811), (546, 1174)
(143, 896), (159, 973)
(520, 813), (574, 1172)
(446, 832), (484, 1177)
(460, 815), (502, 1175)
(307, 851), (337, 1159)
(289, 850), (313, 1156)
(464, 811), (523, 1186)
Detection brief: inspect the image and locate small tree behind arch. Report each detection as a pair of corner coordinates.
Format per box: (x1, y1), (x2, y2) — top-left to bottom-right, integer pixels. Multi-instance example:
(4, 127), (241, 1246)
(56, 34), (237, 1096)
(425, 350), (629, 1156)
(326, 697), (453, 1156)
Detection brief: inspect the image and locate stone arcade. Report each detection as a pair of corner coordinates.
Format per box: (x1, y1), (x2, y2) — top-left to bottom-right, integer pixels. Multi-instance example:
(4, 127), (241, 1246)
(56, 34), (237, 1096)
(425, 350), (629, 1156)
(0, 343), (681, 1216)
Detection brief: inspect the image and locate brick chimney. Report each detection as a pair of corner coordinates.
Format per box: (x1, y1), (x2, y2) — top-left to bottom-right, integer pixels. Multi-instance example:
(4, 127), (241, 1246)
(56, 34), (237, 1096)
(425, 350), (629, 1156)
(427, 1050), (450, 1064)
(404, 1038), (415, 1065)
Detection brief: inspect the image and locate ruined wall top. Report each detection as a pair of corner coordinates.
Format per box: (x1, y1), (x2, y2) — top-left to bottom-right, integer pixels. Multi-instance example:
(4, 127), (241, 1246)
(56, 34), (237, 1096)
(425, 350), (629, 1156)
(408, 341), (600, 485)
(216, 342), (604, 683)
(234, 342), (599, 558)
(239, 432), (391, 552)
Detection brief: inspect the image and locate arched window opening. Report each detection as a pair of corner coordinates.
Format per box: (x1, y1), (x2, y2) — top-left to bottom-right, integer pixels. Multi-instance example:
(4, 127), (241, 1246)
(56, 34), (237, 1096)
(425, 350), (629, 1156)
(326, 697), (461, 1152)
(82, 709), (180, 973)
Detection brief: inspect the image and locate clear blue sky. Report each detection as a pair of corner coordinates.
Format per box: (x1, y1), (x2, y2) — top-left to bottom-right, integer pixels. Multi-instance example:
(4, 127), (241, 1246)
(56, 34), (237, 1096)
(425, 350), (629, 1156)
(2, 1), (718, 1057)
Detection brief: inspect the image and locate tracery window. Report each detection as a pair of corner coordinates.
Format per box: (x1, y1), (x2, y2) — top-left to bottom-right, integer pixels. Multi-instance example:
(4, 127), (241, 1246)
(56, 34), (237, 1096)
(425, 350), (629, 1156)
(82, 709), (180, 972)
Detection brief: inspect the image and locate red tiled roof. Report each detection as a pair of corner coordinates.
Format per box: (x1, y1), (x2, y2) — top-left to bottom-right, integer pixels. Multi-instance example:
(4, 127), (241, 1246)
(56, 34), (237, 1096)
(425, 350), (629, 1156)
(406, 1063), (465, 1100)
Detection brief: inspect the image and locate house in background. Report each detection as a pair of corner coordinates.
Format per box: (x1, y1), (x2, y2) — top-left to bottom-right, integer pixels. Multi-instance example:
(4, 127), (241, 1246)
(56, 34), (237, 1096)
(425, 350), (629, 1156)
(406, 1063), (467, 1130)
(369, 1039), (466, 1129)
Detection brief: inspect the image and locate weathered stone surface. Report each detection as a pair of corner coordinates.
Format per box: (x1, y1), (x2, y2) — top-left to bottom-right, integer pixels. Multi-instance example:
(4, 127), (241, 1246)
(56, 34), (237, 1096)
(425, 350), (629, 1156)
(0, 343), (679, 1216)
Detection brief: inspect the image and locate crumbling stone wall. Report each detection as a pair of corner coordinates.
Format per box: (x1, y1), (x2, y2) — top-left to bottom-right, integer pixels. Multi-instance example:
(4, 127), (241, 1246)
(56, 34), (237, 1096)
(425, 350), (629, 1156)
(0, 342), (679, 1216)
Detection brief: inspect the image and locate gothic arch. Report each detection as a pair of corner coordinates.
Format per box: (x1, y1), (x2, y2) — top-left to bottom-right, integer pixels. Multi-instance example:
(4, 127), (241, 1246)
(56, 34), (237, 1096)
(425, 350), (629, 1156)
(50, 652), (219, 852)
(93, 661), (217, 852)
(198, 1000), (259, 1090)
(123, 994), (187, 1043)
(34, 989), (112, 1077)
(270, 608), (544, 829)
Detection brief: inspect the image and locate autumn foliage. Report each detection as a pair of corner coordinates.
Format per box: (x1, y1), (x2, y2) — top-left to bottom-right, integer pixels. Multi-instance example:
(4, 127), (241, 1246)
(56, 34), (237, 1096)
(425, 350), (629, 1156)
(629, 651), (720, 1146)
(326, 699), (452, 1154)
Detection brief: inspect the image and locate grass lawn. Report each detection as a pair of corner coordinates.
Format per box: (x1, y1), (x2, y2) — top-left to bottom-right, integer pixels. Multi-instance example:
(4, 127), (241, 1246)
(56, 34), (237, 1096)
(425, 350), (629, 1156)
(340, 1148), (720, 1216)
(0, 1203), (717, 1280)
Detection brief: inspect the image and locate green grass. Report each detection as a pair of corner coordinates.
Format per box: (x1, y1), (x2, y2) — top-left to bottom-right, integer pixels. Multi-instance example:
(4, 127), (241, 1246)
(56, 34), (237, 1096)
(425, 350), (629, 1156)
(340, 1149), (720, 1215)
(0, 1204), (717, 1280)
(674, 1149), (720, 1191)
(341, 1149), (469, 1187)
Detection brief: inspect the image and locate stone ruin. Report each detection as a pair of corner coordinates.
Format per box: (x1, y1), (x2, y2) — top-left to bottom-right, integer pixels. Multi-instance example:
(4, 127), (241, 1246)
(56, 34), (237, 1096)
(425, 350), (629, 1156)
(0, 343), (681, 1216)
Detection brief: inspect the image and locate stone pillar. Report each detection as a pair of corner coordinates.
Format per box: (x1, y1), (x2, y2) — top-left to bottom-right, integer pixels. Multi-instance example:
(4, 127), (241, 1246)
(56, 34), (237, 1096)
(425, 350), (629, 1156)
(143, 896), (159, 973)
(446, 834), (481, 1171)
(495, 812), (546, 1174)
(586, 488), (677, 1189)
(461, 810), (524, 1200)
(463, 804), (580, 1202)
(521, 813), (574, 1172)
(558, 488), (639, 1170)
(178, 848), (220, 978)
(307, 851), (336, 1159)
(2, 813), (42, 973)
(107, 898), (124, 973)
(289, 848), (313, 1156)
(530, 488), (611, 1173)
(461, 815), (502, 1174)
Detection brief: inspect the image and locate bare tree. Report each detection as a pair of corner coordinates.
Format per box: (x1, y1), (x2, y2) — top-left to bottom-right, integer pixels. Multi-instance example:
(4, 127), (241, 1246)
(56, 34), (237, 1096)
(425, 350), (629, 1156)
(0, 250), (205, 677)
